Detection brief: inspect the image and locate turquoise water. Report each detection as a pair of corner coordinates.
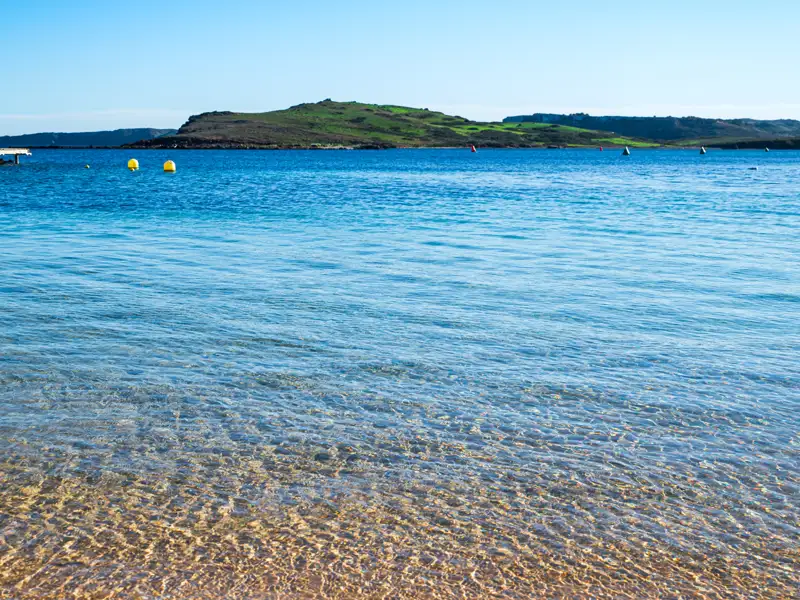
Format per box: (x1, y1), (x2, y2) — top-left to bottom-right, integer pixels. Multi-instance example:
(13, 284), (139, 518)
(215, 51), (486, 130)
(1, 149), (798, 598)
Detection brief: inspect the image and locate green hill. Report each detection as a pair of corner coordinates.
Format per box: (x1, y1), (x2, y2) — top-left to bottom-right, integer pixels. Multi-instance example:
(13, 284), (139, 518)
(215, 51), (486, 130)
(130, 100), (654, 149)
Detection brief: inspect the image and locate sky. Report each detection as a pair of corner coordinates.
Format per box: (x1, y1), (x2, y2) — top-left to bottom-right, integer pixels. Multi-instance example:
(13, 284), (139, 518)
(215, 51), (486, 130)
(2, 0), (800, 134)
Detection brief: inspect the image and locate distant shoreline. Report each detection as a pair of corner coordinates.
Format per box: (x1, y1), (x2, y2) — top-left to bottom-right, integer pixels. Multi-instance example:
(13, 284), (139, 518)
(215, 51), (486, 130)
(21, 145), (790, 151)
(5, 101), (799, 151)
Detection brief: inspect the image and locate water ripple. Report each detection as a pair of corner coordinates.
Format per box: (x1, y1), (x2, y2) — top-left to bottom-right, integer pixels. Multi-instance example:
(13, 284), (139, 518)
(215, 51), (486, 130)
(0, 149), (798, 598)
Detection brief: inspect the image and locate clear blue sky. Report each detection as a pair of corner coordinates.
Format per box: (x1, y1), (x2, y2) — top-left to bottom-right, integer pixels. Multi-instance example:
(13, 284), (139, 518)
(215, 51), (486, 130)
(2, 0), (799, 134)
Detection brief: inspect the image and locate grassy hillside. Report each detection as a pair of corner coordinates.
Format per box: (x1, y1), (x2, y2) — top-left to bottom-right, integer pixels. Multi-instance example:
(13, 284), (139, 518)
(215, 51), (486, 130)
(504, 113), (800, 143)
(0, 128), (176, 148)
(131, 100), (653, 149)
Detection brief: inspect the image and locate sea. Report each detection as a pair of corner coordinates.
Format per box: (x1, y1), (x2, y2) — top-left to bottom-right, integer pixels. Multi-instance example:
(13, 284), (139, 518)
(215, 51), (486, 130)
(1, 149), (798, 598)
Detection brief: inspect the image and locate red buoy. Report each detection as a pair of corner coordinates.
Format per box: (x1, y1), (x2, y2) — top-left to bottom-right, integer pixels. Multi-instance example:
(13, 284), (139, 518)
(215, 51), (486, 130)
(599, 146), (604, 151)
(471, 145), (477, 153)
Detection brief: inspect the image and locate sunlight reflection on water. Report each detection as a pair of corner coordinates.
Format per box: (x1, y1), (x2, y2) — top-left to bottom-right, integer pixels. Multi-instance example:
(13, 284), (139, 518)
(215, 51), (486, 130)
(0, 149), (798, 598)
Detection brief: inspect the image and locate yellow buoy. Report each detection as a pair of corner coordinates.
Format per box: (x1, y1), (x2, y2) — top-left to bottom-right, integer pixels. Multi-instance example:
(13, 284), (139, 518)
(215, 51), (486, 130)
(163, 160), (176, 172)
(85, 165), (90, 169)
(127, 158), (139, 171)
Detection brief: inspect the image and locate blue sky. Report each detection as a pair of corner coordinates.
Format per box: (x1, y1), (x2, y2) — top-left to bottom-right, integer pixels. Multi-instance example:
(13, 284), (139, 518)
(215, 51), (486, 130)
(2, 0), (799, 134)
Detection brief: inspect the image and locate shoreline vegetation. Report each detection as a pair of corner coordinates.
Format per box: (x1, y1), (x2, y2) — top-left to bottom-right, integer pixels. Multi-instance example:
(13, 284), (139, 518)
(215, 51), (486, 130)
(5, 100), (800, 151)
(504, 112), (800, 144)
(25, 145), (796, 150)
(0, 128), (175, 149)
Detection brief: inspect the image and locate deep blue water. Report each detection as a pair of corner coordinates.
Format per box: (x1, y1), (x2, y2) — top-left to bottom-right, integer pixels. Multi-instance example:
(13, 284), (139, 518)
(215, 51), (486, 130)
(1, 149), (798, 598)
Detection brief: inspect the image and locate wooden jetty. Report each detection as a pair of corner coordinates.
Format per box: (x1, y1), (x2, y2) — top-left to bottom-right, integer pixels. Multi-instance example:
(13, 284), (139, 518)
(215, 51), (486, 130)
(0, 148), (31, 164)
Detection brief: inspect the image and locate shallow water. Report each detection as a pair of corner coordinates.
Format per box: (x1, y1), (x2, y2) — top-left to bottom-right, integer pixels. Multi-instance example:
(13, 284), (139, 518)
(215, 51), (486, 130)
(0, 149), (798, 598)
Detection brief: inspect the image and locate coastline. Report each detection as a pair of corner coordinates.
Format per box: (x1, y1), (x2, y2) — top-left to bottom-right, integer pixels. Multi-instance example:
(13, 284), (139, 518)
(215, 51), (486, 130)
(25, 144), (785, 151)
